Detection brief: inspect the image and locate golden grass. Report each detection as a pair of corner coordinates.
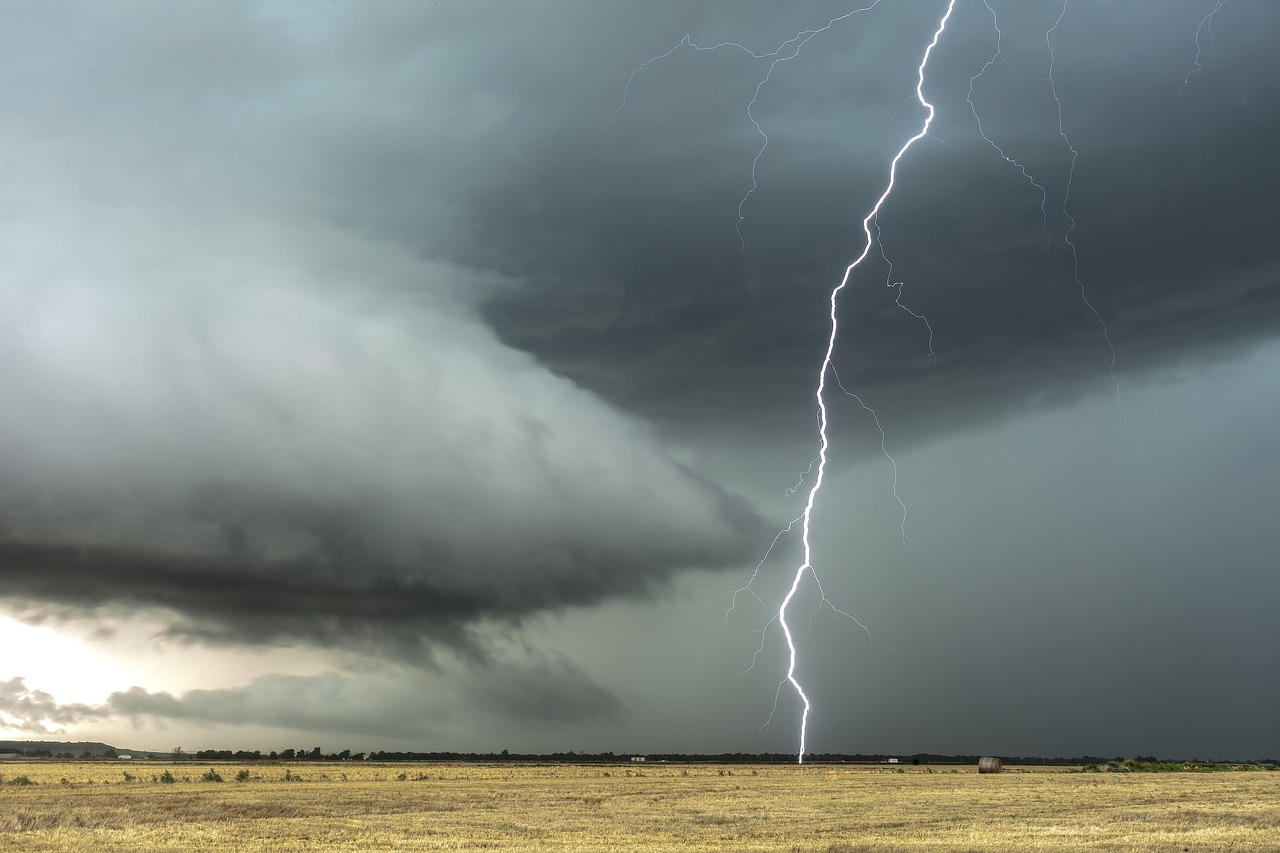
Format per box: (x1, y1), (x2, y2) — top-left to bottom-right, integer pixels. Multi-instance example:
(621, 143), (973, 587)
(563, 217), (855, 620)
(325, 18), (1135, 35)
(0, 761), (1276, 851)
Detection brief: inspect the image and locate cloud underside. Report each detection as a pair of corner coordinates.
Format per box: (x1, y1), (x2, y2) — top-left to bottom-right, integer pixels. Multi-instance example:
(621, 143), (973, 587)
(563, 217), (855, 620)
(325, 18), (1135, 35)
(0, 535), (698, 657)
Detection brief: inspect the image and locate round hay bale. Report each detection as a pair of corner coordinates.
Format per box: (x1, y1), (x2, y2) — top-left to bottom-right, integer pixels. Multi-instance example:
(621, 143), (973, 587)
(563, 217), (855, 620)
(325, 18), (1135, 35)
(978, 756), (1003, 774)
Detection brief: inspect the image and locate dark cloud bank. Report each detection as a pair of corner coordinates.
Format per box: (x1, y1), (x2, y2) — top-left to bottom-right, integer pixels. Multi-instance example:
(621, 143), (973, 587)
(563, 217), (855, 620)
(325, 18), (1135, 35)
(476, 1), (1280, 445)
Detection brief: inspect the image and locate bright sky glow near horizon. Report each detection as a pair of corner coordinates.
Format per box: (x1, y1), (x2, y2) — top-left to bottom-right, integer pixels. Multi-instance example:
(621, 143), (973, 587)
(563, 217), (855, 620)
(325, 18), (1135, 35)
(1, 0), (1278, 760)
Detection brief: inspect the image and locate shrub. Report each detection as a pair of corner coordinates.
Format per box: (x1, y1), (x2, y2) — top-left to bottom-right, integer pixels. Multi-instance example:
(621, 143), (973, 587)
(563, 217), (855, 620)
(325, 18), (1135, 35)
(7, 775), (35, 786)
(235, 769), (251, 783)
(201, 769), (224, 783)
(158, 771), (176, 784)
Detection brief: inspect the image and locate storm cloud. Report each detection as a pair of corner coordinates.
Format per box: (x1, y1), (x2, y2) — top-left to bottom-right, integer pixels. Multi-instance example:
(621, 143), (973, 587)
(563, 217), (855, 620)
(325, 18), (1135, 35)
(0, 2), (771, 654)
(0, 1), (1277, 757)
(0, 208), (763, 655)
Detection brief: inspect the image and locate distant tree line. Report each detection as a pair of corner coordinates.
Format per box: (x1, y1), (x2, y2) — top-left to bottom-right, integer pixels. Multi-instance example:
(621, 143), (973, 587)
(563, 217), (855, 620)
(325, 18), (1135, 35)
(5, 745), (1277, 766)
(3, 749), (112, 759)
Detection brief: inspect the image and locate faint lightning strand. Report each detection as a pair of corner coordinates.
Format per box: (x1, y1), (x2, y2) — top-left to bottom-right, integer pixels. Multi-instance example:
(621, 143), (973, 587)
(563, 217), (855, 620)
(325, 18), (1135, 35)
(781, 0), (956, 764)
(1174, 0), (1231, 104)
(968, 1), (1052, 261)
(831, 365), (913, 550)
(599, 4), (884, 248)
(784, 458), (820, 497)
(723, 516), (804, 630)
(599, 37), (693, 132)
(873, 217), (936, 371)
(733, 3), (886, 248)
(1046, 3), (1148, 458)
(892, 283), (936, 373)
(806, 572), (883, 653)
(858, 95), (917, 157)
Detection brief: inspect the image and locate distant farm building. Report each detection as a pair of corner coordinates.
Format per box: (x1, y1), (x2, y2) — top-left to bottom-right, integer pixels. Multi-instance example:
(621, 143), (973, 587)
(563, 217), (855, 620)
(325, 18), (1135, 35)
(629, 756), (646, 763)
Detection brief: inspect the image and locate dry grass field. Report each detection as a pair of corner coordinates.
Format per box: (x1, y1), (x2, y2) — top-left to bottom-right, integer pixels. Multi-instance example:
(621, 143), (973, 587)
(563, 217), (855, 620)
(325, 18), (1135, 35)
(1, 760), (1276, 851)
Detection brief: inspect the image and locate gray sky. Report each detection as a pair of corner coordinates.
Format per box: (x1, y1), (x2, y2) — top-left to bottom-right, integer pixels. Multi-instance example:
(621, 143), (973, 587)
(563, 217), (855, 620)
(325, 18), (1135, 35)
(1, 0), (1277, 761)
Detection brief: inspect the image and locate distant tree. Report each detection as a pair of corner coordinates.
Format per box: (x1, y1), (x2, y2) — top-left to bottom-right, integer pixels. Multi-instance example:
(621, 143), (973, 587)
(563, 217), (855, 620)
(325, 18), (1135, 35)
(199, 749), (234, 760)
(269, 751), (279, 760)
(104, 749), (118, 759)
(309, 746), (322, 760)
(80, 750), (93, 759)
(171, 747), (185, 759)
(338, 749), (351, 760)
(281, 749), (296, 760)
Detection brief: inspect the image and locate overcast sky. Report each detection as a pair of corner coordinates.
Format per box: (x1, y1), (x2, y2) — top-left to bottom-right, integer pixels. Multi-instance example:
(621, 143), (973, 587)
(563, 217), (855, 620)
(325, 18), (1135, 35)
(1, 0), (1277, 761)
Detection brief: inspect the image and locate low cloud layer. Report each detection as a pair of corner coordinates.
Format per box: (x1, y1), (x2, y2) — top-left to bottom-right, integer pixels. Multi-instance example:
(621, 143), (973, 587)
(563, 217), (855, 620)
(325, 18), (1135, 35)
(0, 678), (99, 736)
(1, 658), (622, 740)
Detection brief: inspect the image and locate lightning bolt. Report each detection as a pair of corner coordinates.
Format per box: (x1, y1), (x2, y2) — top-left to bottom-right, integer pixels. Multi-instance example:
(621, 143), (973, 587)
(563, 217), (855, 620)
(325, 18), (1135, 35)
(603, 12), (925, 750)
(780, 0), (956, 763)
(593, 0), (1238, 768)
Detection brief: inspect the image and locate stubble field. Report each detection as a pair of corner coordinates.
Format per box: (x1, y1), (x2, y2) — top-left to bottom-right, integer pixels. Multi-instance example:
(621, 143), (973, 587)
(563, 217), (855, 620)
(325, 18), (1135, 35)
(1, 761), (1276, 851)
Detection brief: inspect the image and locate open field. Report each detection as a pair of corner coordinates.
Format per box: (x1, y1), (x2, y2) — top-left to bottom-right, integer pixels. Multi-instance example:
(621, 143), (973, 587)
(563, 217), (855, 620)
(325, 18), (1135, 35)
(1, 761), (1276, 851)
